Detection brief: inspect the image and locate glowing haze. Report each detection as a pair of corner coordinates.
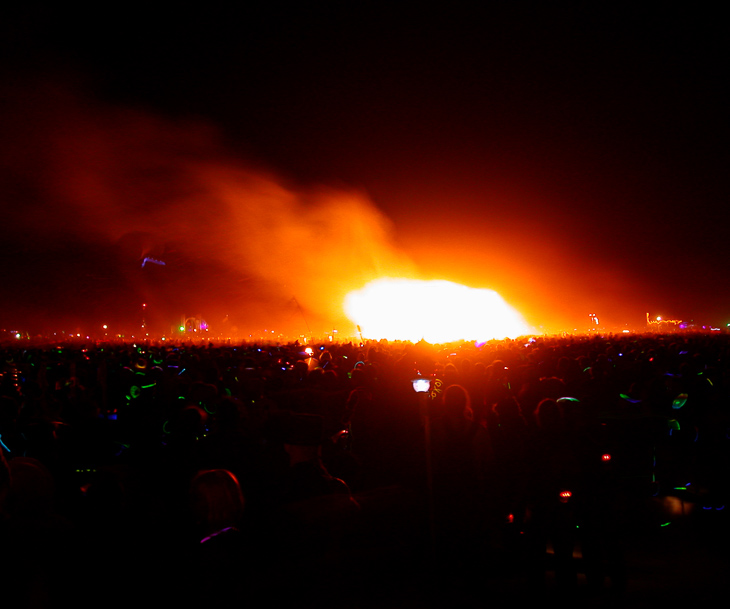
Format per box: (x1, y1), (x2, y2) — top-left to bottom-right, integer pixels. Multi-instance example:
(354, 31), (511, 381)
(1, 80), (421, 336)
(1, 79), (536, 339)
(345, 278), (533, 343)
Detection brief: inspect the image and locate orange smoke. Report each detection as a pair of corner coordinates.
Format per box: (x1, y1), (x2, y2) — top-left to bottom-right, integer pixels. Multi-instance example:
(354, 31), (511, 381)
(2, 78), (545, 338)
(195, 168), (416, 332)
(2, 79), (416, 335)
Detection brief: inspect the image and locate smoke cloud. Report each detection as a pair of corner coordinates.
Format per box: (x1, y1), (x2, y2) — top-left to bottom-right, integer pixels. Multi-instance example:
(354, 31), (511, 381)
(0, 78), (415, 336)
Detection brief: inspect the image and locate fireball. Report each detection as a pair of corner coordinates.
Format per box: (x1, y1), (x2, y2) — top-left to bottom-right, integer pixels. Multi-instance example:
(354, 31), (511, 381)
(344, 278), (532, 343)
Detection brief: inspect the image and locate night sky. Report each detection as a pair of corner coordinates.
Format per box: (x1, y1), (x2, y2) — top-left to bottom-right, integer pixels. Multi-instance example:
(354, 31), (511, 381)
(1, 5), (728, 337)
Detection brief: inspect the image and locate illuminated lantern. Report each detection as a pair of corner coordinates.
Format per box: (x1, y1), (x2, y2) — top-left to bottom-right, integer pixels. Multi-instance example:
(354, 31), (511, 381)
(559, 490), (572, 503)
(411, 378), (430, 393)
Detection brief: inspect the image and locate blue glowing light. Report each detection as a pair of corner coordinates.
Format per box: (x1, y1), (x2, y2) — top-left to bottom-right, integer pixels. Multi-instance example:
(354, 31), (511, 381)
(141, 257), (166, 268)
(620, 393), (641, 404)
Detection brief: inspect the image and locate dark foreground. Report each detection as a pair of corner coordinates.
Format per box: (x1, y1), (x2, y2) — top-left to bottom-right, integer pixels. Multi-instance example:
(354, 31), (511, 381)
(2, 334), (729, 606)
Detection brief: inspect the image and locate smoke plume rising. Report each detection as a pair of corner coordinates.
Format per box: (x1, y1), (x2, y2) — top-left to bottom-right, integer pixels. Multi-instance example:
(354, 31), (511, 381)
(0, 78), (415, 336)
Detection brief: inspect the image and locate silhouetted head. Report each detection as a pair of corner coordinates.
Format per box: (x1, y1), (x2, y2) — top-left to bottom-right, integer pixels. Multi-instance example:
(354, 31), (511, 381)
(6, 457), (55, 520)
(190, 469), (245, 534)
(534, 398), (563, 430)
(174, 405), (208, 439)
(443, 384), (473, 422)
(493, 396), (526, 428)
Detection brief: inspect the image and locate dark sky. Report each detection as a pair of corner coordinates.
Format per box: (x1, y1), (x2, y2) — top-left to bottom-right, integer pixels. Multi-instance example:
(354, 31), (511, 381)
(1, 5), (728, 336)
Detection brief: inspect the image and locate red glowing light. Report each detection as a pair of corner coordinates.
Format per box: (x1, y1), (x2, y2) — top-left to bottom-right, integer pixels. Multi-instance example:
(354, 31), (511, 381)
(559, 490), (572, 503)
(602, 453), (611, 461)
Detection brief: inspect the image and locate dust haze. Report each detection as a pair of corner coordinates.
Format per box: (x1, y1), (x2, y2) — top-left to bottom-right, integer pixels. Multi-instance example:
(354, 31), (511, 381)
(0, 78), (415, 337)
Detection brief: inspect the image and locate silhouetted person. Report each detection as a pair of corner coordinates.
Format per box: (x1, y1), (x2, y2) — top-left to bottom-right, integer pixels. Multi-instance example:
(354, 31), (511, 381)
(430, 384), (492, 580)
(187, 469), (250, 608)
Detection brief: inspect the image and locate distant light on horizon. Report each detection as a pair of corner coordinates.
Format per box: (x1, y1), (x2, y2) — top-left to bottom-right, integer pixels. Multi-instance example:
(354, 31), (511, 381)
(647, 313), (682, 326)
(344, 278), (533, 343)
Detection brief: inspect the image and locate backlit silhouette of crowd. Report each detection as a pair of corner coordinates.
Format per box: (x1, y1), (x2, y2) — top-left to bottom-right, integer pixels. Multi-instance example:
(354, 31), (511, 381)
(2, 333), (729, 607)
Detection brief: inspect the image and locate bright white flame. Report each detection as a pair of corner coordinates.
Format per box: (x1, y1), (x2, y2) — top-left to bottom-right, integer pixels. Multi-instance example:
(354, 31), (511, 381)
(344, 278), (532, 343)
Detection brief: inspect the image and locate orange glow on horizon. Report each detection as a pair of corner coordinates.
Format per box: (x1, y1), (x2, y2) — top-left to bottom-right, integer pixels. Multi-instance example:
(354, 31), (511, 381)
(344, 278), (533, 343)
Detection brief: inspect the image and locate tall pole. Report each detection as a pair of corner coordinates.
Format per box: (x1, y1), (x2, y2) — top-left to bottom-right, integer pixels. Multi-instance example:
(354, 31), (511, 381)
(292, 297), (312, 338)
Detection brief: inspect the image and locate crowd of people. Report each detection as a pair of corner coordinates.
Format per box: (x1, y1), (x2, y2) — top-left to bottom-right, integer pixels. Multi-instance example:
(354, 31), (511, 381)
(1, 332), (729, 607)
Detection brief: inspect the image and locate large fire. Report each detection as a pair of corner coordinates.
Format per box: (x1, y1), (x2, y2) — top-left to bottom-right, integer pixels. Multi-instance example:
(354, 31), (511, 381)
(344, 278), (533, 343)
